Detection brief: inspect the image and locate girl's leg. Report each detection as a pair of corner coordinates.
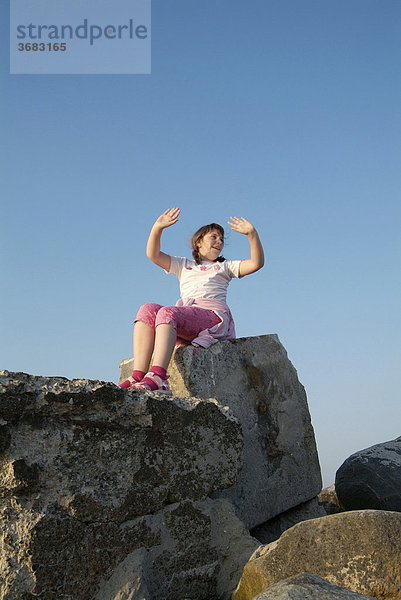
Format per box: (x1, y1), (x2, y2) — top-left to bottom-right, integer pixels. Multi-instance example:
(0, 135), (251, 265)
(151, 323), (177, 370)
(134, 302), (163, 373)
(157, 305), (220, 341)
(119, 303), (162, 388)
(151, 305), (219, 368)
(129, 321), (177, 394)
(132, 303), (163, 372)
(133, 306), (219, 393)
(133, 321), (156, 372)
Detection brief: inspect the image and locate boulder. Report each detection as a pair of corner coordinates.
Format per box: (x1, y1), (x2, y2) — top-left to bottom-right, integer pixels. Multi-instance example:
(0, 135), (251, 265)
(335, 437), (401, 511)
(232, 510), (401, 600)
(253, 573), (379, 599)
(120, 334), (322, 529)
(0, 370), (256, 600)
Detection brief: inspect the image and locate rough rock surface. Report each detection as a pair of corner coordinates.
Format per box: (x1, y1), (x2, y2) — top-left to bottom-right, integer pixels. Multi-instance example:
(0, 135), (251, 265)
(232, 510), (401, 600)
(120, 334), (322, 529)
(253, 573), (379, 599)
(251, 498), (326, 544)
(319, 484), (342, 515)
(93, 497), (258, 600)
(0, 370), (257, 600)
(335, 437), (401, 512)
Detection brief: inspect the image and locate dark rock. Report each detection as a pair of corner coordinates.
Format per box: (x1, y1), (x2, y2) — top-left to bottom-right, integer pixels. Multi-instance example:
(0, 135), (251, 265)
(0, 425), (11, 453)
(12, 459), (41, 492)
(336, 437), (401, 511)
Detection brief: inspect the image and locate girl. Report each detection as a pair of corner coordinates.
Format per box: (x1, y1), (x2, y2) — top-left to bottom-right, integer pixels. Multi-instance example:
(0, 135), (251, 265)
(120, 207), (264, 394)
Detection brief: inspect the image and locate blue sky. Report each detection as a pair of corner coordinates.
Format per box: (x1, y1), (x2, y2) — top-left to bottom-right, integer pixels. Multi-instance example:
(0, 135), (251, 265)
(1, 0), (400, 487)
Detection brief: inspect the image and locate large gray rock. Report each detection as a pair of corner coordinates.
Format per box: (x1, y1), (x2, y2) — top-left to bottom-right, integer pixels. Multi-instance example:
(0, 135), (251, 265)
(121, 334), (322, 529)
(253, 573), (379, 599)
(0, 370), (256, 600)
(232, 510), (401, 600)
(335, 437), (401, 512)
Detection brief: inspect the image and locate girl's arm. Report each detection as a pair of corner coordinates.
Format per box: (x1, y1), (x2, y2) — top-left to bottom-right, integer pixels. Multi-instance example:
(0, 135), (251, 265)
(228, 216), (265, 277)
(146, 208), (180, 271)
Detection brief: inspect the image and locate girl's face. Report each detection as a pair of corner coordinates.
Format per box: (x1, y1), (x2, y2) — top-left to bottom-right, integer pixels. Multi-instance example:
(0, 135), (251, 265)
(196, 229), (224, 262)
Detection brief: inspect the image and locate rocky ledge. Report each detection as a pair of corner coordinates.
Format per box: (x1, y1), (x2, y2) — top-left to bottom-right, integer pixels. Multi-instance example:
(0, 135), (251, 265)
(0, 370), (256, 600)
(0, 334), (329, 599)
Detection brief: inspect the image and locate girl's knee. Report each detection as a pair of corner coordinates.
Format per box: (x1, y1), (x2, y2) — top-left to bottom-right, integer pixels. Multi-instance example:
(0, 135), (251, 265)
(135, 303), (163, 328)
(155, 306), (178, 329)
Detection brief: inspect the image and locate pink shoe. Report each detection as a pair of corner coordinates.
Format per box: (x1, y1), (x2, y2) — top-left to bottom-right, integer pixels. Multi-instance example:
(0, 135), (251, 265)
(119, 375), (141, 389)
(132, 372), (172, 395)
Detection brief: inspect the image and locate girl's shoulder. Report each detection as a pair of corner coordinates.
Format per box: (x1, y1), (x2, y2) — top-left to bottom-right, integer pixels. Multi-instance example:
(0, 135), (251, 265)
(223, 259), (242, 278)
(168, 255), (194, 277)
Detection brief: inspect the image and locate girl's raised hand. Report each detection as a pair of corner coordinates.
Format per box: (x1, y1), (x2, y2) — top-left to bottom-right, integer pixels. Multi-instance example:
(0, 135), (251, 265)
(228, 216), (256, 235)
(155, 207), (181, 229)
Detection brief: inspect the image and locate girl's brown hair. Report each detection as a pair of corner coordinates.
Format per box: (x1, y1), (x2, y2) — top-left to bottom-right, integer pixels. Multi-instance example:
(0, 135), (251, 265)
(190, 223), (225, 265)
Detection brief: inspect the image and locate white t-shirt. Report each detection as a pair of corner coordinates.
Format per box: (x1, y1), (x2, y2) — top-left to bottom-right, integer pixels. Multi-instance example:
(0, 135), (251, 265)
(167, 256), (241, 303)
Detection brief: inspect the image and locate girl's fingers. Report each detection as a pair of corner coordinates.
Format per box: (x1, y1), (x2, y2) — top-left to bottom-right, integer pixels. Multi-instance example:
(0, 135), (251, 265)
(162, 207), (180, 220)
(229, 216), (247, 224)
(228, 215), (253, 234)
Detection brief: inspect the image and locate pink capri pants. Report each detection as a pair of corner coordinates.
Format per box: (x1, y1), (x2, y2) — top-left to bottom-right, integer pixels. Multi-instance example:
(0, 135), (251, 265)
(135, 302), (220, 342)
